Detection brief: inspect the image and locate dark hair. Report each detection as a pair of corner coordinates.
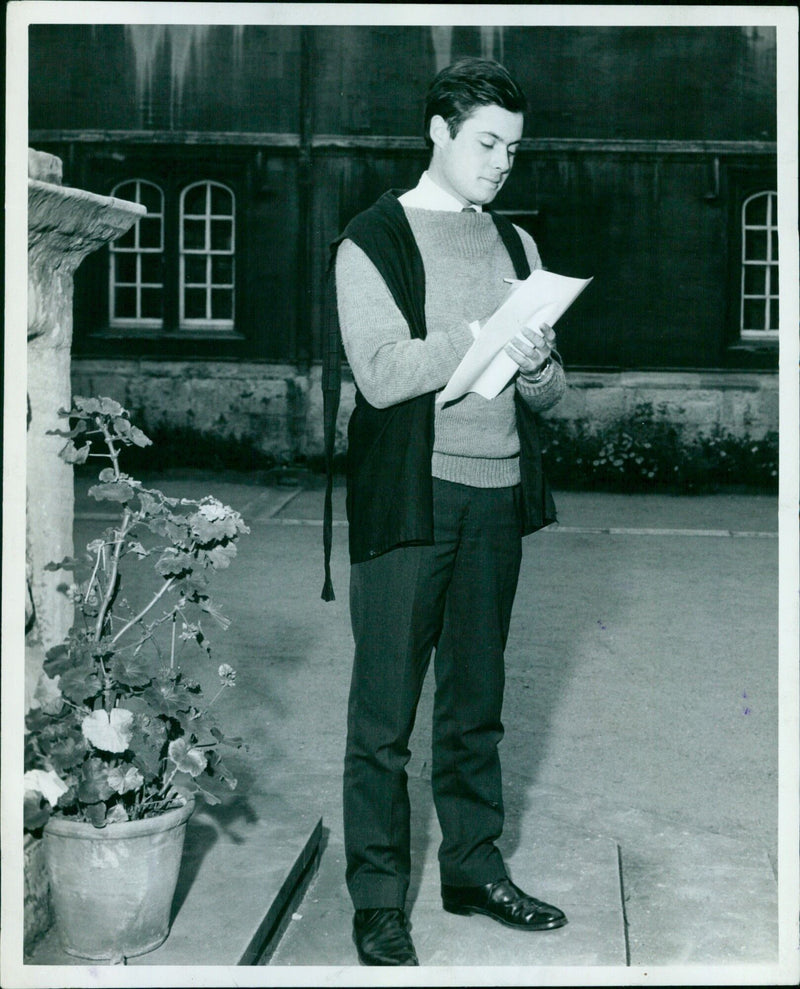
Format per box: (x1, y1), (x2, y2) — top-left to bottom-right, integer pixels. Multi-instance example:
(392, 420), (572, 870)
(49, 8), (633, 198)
(423, 57), (527, 149)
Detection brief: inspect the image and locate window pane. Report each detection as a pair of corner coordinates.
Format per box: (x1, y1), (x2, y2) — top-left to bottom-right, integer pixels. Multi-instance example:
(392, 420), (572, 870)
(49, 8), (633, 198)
(183, 219), (207, 250)
(211, 255), (233, 284)
(114, 253), (138, 284)
(211, 185), (232, 214)
(114, 226), (136, 250)
(769, 298), (779, 330)
(185, 256), (207, 284)
(211, 288), (233, 320)
(745, 194), (769, 226)
(140, 253), (162, 284)
(744, 230), (767, 261)
(772, 265), (779, 294)
(114, 286), (137, 318)
(114, 181), (138, 201)
(743, 298), (766, 331)
(138, 183), (163, 215)
(211, 220), (233, 252)
(184, 288), (207, 319)
(770, 230), (779, 261)
(140, 288), (163, 320)
(183, 184), (208, 216)
(743, 265), (765, 296)
(139, 217), (162, 249)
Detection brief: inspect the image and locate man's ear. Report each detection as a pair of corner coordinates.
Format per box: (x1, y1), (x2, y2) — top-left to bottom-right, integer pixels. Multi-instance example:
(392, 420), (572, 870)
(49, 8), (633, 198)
(429, 115), (451, 150)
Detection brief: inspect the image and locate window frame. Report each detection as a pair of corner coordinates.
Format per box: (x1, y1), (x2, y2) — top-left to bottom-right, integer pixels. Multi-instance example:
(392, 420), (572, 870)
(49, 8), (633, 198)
(178, 180), (236, 332)
(739, 190), (779, 342)
(108, 179), (166, 330)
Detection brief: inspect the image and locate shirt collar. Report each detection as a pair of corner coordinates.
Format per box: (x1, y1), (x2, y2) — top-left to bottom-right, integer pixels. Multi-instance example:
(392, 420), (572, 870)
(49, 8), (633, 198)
(398, 171), (483, 212)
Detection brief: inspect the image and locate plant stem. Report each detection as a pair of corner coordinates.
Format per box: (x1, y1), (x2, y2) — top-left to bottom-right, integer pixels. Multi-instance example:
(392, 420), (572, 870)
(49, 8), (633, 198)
(94, 508), (131, 641)
(110, 576), (176, 646)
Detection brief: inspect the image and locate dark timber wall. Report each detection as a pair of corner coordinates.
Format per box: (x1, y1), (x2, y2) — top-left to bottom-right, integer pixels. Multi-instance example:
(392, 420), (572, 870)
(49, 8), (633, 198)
(27, 24), (779, 458)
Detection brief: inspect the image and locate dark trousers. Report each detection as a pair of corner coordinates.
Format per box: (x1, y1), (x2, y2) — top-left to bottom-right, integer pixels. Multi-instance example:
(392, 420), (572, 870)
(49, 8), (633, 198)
(343, 478), (523, 910)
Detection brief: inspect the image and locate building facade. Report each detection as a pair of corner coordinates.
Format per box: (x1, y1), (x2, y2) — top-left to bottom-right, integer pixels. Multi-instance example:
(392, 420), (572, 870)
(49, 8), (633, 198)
(28, 24), (779, 461)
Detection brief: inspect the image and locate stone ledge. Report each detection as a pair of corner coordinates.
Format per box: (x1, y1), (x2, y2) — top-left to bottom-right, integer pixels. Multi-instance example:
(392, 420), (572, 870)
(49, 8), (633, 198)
(28, 148), (62, 184)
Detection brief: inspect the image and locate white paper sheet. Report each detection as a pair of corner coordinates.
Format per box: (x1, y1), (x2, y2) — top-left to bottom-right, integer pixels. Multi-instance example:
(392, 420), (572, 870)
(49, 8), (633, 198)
(436, 269), (592, 404)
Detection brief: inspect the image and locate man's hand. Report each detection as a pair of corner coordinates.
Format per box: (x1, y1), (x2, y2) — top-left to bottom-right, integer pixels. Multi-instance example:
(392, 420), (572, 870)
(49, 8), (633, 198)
(504, 322), (556, 376)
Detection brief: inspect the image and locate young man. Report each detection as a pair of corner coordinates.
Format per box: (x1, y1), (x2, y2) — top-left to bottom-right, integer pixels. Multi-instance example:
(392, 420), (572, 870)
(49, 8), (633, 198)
(326, 58), (568, 965)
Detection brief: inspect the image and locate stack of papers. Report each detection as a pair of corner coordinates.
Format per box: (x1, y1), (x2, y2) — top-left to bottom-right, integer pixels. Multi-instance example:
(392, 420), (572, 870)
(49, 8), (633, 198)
(437, 268), (592, 403)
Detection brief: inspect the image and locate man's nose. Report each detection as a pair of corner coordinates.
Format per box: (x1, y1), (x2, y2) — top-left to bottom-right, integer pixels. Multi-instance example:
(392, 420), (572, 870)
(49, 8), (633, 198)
(492, 145), (511, 173)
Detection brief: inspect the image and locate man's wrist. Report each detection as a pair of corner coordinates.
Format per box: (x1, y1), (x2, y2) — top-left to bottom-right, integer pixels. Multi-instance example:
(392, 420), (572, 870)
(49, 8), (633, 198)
(520, 356), (552, 382)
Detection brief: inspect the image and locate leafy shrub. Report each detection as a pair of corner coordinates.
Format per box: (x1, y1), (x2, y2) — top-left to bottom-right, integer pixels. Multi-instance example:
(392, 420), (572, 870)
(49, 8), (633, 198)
(540, 402), (778, 493)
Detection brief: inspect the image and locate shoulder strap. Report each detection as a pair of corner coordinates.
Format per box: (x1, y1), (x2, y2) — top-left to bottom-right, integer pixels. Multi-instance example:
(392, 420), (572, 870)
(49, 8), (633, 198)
(489, 212), (531, 281)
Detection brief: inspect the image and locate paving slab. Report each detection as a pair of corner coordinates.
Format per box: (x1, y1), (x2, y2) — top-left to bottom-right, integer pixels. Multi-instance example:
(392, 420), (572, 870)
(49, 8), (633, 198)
(499, 778), (779, 967)
(269, 778), (626, 968)
(25, 792), (322, 967)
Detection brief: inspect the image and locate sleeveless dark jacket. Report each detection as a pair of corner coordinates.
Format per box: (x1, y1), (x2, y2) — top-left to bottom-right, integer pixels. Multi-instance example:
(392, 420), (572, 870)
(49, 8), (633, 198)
(321, 190), (556, 600)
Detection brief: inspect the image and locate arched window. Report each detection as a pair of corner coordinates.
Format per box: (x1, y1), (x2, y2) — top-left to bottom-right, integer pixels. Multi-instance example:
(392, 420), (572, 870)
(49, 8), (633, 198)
(109, 180), (164, 327)
(740, 191), (778, 339)
(179, 181), (235, 330)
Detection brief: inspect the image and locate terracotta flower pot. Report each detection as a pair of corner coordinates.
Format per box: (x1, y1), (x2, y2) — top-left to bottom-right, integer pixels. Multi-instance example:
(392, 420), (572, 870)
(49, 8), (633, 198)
(43, 797), (194, 961)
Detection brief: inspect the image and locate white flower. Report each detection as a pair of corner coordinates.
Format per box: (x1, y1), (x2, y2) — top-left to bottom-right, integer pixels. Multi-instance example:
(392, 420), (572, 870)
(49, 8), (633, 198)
(24, 769), (69, 806)
(81, 708), (134, 753)
(218, 664), (236, 687)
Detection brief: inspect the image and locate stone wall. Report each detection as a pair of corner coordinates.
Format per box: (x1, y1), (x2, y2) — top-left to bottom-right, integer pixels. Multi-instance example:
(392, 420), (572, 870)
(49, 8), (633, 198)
(72, 360), (779, 464)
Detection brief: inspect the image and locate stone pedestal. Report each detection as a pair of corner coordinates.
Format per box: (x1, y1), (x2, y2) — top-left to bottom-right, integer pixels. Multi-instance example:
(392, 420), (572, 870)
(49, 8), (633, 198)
(25, 149), (145, 707)
(24, 149), (144, 951)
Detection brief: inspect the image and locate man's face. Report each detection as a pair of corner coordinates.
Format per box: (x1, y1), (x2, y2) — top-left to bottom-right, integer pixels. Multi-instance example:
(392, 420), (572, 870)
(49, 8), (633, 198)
(428, 103), (524, 207)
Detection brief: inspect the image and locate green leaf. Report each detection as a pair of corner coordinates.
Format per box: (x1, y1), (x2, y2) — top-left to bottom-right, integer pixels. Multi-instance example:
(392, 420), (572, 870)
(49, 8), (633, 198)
(128, 717), (167, 782)
(77, 758), (115, 804)
(24, 792), (51, 832)
(113, 416), (133, 439)
(58, 666), (102, 706)
(89, 481), (135, 503)
(130, 426), (152, 448)
(142, 681), (189, 719)
(110, 654), (156, 688)
(34, 672), (65, 715)
(58, 440), (91, 464)
(107, 765), (144, 794)
(98, 397), (125, 417)
(46, 732), (88, 773)
(155, 550), (196, 578)
(170, 772), (204, 802)
(210, 726), (244, 749)
(168, 738), (207, 777)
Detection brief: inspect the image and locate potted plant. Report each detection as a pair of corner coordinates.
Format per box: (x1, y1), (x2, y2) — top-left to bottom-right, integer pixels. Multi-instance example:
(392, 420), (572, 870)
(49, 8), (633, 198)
(24, 396), (249, 961)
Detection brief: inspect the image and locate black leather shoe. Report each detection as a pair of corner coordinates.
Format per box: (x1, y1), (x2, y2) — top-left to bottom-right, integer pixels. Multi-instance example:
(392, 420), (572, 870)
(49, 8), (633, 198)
(353, 908), (419, 965)
(442, 878), (567, 931)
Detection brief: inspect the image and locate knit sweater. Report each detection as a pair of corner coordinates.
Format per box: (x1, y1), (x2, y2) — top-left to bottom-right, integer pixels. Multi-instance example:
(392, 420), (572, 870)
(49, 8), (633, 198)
(336, 207), (566, 488)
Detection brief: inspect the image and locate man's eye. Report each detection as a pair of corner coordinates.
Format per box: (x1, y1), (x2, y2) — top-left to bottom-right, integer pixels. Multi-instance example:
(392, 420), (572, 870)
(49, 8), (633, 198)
(481, 142), (494, 150)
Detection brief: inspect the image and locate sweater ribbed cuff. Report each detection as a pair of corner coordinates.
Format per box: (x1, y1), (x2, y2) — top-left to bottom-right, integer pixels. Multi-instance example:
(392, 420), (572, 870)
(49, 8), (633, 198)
(515, 358), (567, 411)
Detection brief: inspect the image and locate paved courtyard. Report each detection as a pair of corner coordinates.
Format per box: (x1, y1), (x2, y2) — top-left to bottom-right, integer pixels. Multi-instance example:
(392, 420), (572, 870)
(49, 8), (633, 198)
(28, 472), (786, 981)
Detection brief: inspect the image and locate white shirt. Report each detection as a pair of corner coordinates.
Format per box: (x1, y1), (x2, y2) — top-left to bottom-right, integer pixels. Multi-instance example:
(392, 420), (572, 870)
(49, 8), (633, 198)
(398, 171), (482, 212)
